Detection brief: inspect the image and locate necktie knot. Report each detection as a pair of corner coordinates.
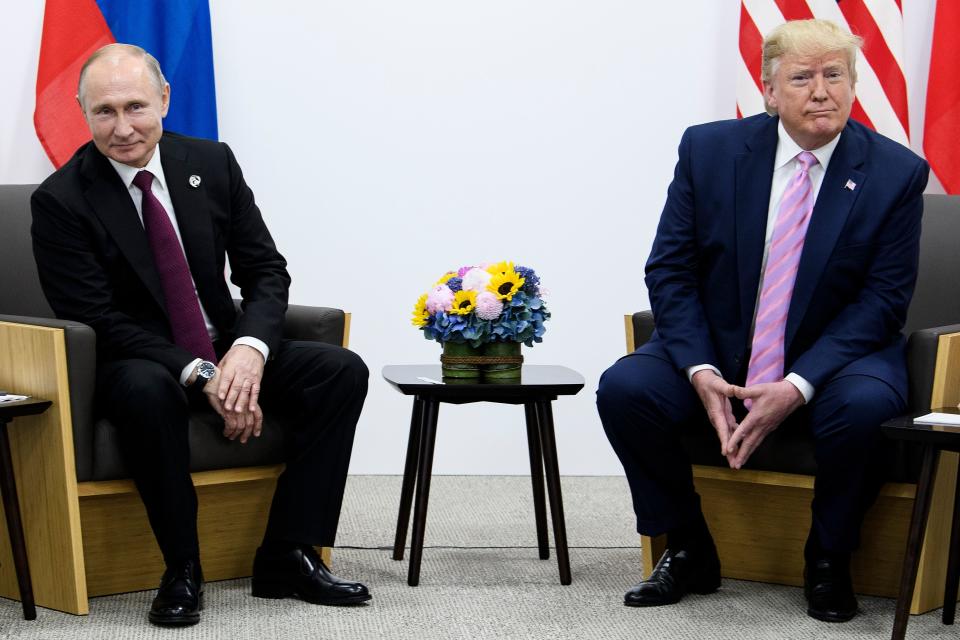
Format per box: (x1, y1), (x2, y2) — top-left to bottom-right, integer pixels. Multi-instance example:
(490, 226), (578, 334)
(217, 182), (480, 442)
(796, 151), (818, 172)
(132, 170), (155, 192)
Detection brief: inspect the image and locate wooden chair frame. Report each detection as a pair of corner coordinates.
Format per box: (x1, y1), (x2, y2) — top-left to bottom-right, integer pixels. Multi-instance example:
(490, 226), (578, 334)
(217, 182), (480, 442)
(625, 315), (959, 615)
(0, 315), (348, 614)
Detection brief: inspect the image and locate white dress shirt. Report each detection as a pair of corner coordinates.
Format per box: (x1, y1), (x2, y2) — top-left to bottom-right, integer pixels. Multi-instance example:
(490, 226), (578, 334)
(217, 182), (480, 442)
(686, 122), (842, 404)
(108, 145), (270, 384)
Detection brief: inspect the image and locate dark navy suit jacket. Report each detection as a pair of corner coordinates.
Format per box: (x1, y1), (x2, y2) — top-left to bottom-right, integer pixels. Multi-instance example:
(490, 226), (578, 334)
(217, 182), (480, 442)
(641, 114), (929, 401)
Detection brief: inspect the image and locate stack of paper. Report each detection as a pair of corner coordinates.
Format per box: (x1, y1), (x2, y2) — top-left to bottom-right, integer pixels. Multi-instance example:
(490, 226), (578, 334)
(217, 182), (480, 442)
(0, 394), (29, 404)
(913, 412), (960, 426)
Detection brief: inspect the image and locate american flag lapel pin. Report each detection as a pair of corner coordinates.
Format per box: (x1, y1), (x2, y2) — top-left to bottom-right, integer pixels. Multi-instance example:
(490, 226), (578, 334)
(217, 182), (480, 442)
(844, 179), (857, 191)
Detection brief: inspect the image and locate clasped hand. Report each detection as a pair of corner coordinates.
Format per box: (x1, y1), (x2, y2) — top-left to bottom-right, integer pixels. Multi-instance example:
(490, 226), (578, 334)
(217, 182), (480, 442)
(691, 371), (804, 469)
(201, 344), (265, 444)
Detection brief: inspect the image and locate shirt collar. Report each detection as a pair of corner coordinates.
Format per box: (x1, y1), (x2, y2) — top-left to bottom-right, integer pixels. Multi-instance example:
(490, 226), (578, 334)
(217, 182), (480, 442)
(107, 145), (167, 193)
(774, 120), (842, 172)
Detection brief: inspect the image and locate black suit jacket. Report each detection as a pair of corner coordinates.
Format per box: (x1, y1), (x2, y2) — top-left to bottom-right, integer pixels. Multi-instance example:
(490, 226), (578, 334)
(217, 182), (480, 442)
(31, 131), (291, 379)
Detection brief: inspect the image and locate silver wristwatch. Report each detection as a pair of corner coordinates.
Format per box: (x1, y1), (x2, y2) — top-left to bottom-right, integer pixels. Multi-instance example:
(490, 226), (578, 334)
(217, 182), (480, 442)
(188, 360), (216, 393)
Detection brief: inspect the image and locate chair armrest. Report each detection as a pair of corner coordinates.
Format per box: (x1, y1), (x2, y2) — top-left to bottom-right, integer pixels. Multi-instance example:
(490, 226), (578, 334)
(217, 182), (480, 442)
(282, 305), (348, 347)
(625, 311), (655, 354)
(230, 300), (350, 348)
(906, 323), (960, 413)
(0, 314), (97, 481)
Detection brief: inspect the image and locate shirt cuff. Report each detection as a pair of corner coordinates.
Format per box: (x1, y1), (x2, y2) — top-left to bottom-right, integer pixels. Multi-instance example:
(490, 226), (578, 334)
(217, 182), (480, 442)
(180, 358), (202, 386)
(685, 364), (722, 382)
(233, 336), (270, 362)
(785, 373), (814, 404)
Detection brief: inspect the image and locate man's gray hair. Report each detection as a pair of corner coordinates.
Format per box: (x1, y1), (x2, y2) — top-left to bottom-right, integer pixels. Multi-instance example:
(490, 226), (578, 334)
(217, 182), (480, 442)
(77, 43), (167, 108)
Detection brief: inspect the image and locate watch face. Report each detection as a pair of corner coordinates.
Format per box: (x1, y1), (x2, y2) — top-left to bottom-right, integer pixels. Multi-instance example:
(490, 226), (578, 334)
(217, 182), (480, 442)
(198, 361), (216, 380)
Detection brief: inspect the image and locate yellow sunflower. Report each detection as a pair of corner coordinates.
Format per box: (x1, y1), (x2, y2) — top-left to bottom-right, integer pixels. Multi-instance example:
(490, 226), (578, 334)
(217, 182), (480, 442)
(411, 294), (430, 326)
(485, 261), (514, 277)
(435, 271), (457, 285)
(488, 269), (525, 301)
(450, 289), (478, 315)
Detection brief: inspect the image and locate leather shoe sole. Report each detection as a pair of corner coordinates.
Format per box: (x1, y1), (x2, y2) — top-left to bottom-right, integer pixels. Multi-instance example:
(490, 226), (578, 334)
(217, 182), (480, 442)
(252, 580), (371, 606)
(624, 574), (719, 607)
(148, 594), (203, 627)
(806, 604), (857, 623)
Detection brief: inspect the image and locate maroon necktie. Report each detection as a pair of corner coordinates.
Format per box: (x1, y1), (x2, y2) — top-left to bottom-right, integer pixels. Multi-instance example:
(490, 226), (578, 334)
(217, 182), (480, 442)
(132, 170), (218, 363)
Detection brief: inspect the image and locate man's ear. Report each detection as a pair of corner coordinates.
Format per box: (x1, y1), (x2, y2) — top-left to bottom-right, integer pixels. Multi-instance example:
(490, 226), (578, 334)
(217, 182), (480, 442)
(160, 83), (171, 118)
(762, 81), (778, 112)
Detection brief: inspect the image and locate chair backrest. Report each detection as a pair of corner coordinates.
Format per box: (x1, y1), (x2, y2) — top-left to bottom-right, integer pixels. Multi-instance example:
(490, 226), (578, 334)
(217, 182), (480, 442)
(0, 184), (55, 318)
(904, 194), (960, 334)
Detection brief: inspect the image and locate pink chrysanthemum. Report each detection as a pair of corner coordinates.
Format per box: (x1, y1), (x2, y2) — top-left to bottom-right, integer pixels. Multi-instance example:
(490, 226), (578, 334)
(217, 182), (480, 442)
(426, 285), (455, 313)
(475, 291), (503, 320)
(461, 267), (492, 292)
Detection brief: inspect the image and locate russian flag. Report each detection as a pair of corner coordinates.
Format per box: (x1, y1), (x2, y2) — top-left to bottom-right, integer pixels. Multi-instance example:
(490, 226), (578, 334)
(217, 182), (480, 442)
(34, 0), (218, 168)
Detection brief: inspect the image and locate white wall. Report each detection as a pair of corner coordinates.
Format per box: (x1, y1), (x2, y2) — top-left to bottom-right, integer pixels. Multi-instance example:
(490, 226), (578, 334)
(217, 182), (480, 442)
(0, 1), (940, 474)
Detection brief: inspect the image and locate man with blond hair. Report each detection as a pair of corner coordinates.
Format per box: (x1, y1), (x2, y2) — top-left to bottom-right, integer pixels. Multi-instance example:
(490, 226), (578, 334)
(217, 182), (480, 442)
(31, 43), (371, 627)
(597, 19), (928, 622)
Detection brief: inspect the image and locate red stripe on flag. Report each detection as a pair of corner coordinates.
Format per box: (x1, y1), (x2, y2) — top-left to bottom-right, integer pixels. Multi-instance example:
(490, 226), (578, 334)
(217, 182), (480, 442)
(836, 0), (909, 137)
(739, 2), (765, 94)
(774, 0), (815, 21)
(925, 0), (960, 194)
(850, 99), (876, 132)
(34, 0), (115, 168)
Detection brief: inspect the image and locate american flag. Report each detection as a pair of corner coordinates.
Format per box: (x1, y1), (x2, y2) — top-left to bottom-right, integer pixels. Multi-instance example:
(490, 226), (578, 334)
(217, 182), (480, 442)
(925, 0), (960, 194)
(737, 0), (909, 147)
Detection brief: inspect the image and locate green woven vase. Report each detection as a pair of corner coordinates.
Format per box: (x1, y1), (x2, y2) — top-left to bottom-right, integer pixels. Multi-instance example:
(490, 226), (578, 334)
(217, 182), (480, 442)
(440, 342), (482, 378)
(482, 342), (523, 380)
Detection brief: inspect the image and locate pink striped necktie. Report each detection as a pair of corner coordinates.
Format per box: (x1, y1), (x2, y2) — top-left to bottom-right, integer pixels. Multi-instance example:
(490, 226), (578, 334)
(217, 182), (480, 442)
(744, 151), (818, 405)
(132, 170), (218, 363)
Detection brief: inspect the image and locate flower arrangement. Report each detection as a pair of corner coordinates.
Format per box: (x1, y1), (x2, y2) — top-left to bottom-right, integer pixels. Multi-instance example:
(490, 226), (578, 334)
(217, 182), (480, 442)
(411, 261), (550, 348)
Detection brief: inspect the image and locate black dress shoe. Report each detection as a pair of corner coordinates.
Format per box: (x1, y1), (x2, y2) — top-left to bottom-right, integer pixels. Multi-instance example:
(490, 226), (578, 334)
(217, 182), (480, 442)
(149, 559), (203, 627)
(252, 545), (371, 605)
(804, 555), (858, 622)
(624, 547), (721, 607)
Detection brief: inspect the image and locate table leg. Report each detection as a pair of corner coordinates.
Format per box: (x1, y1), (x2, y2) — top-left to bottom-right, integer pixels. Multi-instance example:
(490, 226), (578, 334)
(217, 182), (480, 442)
(393, 397), (424, 561)
(942, 462), (960, 625)
(536, 401), (571, 585)
(0, 419), (36, 620)
(524, 402), (549, 560)
(408, 399), (439, 587)
(891, 445), (939, 640)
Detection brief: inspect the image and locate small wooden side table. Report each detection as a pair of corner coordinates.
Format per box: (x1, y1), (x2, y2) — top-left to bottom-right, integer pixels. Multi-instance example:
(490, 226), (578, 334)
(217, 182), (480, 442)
(882, 410), (960, 640)
(0, 397), (52, 620)
(383, 364), (584, 587)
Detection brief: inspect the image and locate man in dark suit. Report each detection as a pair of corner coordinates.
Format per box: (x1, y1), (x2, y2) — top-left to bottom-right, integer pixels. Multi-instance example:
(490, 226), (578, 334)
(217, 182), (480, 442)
(31, 43), (371, 627)
(597, 19), (928, 622)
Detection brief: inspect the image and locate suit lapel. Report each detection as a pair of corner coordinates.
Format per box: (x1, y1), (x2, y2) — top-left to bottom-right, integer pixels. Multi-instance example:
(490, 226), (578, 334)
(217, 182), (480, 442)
(81, 149), (167, 312)
(735, 116), (779, 332)
(784, 126), (866, 350)
(160, 136), (219, 307)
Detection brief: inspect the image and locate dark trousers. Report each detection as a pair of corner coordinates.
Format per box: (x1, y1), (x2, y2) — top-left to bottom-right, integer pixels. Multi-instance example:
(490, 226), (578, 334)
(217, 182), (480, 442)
(96, 340), (368, 566)
(596, 351), (904, 553)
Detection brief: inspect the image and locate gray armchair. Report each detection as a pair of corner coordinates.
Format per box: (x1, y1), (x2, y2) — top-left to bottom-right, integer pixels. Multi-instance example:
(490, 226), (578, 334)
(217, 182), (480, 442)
(0, 184), (350, 614)
(625, 193), (960, 615)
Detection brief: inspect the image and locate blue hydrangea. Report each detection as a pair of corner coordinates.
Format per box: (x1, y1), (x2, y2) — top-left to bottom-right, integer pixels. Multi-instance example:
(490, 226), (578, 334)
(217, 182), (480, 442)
(446, 277), (463, 292)
(515, 265), (540, 295)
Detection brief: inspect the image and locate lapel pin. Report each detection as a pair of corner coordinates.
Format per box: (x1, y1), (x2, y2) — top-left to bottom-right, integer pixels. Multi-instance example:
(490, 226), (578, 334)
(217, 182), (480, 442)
(844, 179), (857, 191)
(188, 175), (202, 188)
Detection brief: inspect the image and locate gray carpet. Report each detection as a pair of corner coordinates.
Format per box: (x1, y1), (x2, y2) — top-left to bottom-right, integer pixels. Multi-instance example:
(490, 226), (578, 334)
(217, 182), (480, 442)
(0, 476), (954, 639)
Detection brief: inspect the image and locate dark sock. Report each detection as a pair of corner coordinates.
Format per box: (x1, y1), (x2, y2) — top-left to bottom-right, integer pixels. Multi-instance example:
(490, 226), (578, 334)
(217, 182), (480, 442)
(666, 511), (714, 553)
(805, 529), (850, 564)
(259, 539), (300, 555)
